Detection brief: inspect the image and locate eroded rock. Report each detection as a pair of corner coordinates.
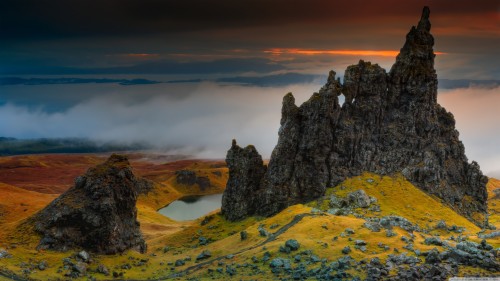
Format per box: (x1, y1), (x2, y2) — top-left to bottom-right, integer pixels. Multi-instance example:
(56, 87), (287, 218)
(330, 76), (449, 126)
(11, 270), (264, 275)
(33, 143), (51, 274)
(221, 7), (487, 226)
(347, 190), (372, 208)
(175, 170), (211, 191)
(221, 140), (266, 221)
(30, 154), (147, 254)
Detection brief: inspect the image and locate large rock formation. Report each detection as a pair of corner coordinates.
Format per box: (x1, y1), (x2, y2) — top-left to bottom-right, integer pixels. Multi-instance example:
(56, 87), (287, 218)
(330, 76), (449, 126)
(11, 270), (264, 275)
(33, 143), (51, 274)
(221, 7), (488, 226)
(31, 154), (148, 254)
(221, 140), (267, 221)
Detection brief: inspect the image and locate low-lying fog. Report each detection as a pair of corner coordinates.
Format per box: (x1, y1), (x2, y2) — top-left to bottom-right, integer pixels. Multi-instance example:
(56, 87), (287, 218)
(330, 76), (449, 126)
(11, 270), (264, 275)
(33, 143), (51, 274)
(0, 81), (498, 177)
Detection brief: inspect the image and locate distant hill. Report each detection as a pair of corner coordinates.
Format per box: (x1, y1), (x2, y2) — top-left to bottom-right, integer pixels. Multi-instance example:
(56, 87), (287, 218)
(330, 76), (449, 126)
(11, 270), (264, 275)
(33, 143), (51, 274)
(0, 137), (144, 155)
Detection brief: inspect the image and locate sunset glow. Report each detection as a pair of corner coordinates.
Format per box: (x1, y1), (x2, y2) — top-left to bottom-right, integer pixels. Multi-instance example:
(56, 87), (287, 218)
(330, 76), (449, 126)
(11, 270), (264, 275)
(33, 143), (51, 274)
(1, 2), (500, 279)
(264, 48), (446, 57)
(0, 0), (497, 174)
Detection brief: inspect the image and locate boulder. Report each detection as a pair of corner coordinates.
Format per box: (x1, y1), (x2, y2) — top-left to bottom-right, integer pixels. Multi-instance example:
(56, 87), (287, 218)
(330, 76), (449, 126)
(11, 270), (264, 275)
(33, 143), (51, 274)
(0, 248), (10, 259)
(285, 239), (300, 251)
(31, 154), (147, 254)
(425, 248), (441, 264)
(196, 250), (212, 261)
(347, 190), (371, 208)
(342, 246), (351, 254)
(77, 251), (90, 262)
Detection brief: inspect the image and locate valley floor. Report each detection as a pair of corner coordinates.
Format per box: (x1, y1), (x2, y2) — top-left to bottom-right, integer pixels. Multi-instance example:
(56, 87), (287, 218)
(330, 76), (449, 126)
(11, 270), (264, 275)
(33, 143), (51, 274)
(0, 153), (498, 280)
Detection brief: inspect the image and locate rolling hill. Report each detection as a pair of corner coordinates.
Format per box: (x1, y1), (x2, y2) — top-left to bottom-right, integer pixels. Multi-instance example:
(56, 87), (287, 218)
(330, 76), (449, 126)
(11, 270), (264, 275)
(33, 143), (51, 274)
(0, 154), (498, 280)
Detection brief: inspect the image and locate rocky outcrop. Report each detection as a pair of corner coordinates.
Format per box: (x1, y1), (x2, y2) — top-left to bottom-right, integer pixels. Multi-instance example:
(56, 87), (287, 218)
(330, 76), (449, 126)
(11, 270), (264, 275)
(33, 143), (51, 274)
(221, 140), (266, 221)
(175, 170), (211, 191)
(176, 170), (197, 185)
(31, 154), (147, 254)
(221, 7), (488, 226)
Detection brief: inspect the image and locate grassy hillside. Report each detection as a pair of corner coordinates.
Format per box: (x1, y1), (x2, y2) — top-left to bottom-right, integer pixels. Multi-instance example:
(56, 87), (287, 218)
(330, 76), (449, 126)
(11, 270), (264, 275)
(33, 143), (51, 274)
(487, 178), (500, 232)
(0, 183), (56, 236)
(310, 173), (481, 235)
(0, 156), (498, 280)
(0, 154), (212, 194)
(153, 174), (497, 280)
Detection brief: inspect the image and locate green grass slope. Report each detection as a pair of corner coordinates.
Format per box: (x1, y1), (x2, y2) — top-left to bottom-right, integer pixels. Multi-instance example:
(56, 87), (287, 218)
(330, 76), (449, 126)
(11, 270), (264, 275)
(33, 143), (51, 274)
(1, 173), (498, 280)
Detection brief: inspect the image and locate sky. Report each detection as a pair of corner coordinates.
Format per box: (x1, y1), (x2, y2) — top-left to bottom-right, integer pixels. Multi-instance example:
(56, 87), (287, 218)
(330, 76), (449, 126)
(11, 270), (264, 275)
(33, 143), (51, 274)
(0, 0), (499, 176)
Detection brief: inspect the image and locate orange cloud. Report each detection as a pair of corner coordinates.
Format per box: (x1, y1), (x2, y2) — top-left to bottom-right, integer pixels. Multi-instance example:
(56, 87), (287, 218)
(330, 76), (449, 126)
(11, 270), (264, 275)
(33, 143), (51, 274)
(264, 48), (445, 57)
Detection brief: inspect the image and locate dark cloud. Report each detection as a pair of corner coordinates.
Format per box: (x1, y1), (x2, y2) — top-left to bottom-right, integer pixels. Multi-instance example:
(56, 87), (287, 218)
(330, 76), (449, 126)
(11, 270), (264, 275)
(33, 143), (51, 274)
(216, 73), (325, 87)
(1, 0), (497, 40)
(3, 74), (498, 90)
(1, 0), (497, 79)
(0, 77), (160, 86)
(0, 58), (285, 75)
(166, 73), (327, 87)
(438, 79), (500, 89)
(0, 73), (326, 88)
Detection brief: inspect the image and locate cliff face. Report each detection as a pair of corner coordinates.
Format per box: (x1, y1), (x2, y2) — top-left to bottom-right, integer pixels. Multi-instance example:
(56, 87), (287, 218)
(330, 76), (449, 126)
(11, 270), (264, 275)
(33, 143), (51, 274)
(221, 7), (488, 225)
(31, 154), (148, 254)
(221, 140), (267, 221)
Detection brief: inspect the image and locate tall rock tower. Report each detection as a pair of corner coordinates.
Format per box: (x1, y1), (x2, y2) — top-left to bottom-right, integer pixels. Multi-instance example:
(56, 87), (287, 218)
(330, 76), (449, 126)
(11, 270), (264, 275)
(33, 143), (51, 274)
(221, 7), (488, 226)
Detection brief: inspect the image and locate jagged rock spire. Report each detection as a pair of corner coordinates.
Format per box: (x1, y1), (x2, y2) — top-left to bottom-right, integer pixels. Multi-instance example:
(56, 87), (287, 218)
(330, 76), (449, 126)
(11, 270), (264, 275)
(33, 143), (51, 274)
(389, 6), (437, 105)
(221, 7), (488, 227)
(221, 140), (266, 221)
(418, 6), (431, 31)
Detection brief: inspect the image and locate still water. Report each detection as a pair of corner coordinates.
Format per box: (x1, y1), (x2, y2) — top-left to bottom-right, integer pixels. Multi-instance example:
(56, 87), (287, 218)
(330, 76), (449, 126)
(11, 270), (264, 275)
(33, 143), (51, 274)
(158, 193), (223, 221)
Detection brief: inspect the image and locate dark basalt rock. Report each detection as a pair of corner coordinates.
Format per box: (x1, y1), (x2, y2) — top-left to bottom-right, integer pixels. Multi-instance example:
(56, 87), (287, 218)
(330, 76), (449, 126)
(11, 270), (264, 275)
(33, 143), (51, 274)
(175, 170), (212, 191)
(221, 140), (266, 221)
(221, 7), (488, 226)
(175, 170), (197, 185)
(30, 154), (147, 254)
(347, 190), (372, 208)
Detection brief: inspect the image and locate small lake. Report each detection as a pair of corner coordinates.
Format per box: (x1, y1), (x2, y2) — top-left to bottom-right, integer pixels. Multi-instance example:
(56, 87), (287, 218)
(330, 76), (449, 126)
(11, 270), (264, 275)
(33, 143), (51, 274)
(158, 193), (223, 221)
